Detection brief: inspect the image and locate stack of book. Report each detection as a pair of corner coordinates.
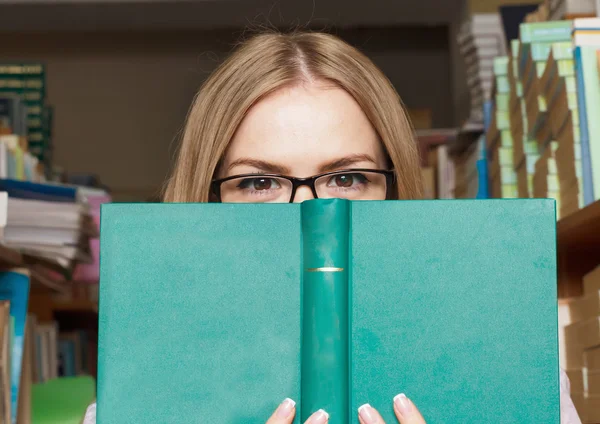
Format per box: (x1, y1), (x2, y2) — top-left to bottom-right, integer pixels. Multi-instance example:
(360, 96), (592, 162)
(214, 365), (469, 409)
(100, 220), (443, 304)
(0, 133), (44, 184)
(573, 18), (600, 207)
(532, 140), (560, 200)
(451, 138), (483, 199)
(0, 64), (53, 172)
(524, 0), (597, 21)
(0, 179), (101, 282)
(549, 0), (596, 20)
(0, 182), (104, 424)
(526, 0), (597, 21)
(540, 41), (584, 217)
(426, 144), (455, 199)
(28, 317), (95, 384)
(508, 39), (534, 197)
(0, 268), (33, 424)
(0, 59), (104, 423)
(457, 13), (508, 126)
(562, 266), (600, 422)
(519, 21), (572, 149)
(487, 56), (517, 198)
(485, 17), (600, 213)
(493, 20), (596, 217)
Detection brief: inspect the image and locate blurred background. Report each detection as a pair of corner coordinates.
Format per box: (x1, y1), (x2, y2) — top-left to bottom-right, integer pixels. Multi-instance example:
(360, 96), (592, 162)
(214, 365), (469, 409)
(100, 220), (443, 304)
(0, 0), (477, 203)
(1, 0), (600, 423)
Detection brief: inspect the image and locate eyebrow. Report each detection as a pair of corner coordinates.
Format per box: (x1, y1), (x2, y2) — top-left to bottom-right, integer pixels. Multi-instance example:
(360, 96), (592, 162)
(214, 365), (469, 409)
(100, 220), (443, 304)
(227, 158), (291, 174)
(317, 154), (378, 173)
(226, 153), (378, 175)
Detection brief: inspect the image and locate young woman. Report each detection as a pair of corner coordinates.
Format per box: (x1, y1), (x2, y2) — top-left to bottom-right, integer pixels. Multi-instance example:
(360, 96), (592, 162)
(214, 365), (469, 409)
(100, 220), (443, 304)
(84, 31), (581, 424)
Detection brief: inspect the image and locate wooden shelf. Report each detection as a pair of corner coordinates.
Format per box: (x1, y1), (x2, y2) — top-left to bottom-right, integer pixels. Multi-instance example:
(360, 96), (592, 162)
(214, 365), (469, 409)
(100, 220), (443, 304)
(30, 265), (71, 295)
(52, 300), (97, 314)
(0, 244), (23, 267)
(557, 200), (600, 298)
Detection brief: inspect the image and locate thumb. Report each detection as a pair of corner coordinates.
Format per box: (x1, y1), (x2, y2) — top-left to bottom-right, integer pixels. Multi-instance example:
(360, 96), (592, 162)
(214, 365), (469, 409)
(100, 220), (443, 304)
(393, 394), (426, 424)
(265, 398), (296, 424)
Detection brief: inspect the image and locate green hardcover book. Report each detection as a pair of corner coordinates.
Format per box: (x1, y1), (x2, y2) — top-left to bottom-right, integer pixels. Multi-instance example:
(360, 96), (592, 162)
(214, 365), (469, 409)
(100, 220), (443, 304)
(500, 129), (513, 147)
(520, 21), (573, 44)
(496, 110), (510, 129)
(530, 42), (574, 62)
(97, 199), (559, 423)
(579, 46), (600, 200)
(496, 75), (511, 94)
(551, 42), (574, 60)
(496, 93), (510, 111)
(493, 56), (509, 76)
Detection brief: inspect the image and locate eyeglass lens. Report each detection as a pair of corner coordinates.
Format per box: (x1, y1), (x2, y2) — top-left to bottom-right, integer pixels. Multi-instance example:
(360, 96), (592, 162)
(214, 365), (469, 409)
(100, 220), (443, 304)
(219, 171), (388, 203)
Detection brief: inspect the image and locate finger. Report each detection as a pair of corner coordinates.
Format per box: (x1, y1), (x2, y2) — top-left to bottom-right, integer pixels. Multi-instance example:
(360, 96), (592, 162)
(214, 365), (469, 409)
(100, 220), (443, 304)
(265, 398), (296, 424)
(304, 409), (329, 424)
(358, 403), (386, 424)
(393, 394), (426, 424)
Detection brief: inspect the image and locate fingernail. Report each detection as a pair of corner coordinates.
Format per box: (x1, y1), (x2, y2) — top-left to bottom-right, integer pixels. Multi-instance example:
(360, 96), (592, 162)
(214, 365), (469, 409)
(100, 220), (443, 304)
(394, 393), (413, 416)
(311, 409), (330, 423)
(358, 403), (377, 423)
(276, 398), (296, 418)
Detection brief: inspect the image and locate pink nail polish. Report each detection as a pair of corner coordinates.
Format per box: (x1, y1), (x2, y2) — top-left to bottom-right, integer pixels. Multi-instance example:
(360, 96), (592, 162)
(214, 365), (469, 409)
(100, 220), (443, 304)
(276, 398), (296, 418)
(394, 393), (413, 416)
(358, 403), (377, 423)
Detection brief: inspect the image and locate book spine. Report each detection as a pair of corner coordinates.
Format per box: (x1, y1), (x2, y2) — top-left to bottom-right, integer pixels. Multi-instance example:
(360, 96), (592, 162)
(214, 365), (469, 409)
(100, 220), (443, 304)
(0, 269), (30, 424)
(301, 199), (350, 423)
(574, 46), (595, 205)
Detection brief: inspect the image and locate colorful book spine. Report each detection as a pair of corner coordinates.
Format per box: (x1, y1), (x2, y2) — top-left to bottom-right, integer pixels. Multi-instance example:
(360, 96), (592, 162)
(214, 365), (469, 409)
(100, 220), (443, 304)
(574, 46), (598, 204)
(576, 48), (591, 204)
(0, 269), (30, 424)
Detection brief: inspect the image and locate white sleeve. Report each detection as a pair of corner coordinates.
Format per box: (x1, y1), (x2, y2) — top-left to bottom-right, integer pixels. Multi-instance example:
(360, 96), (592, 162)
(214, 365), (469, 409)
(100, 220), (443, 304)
(560, 368), (582, 424)
(83, 402), (96, 424)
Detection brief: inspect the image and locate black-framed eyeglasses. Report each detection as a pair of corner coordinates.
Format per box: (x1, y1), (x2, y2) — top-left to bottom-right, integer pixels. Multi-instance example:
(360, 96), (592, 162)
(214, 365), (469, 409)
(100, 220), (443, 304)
(210, 168), (395, 203)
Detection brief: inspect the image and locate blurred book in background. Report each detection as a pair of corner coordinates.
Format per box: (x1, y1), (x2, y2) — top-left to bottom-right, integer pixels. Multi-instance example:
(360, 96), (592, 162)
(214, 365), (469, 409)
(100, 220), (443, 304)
(457, 13), (508, 127)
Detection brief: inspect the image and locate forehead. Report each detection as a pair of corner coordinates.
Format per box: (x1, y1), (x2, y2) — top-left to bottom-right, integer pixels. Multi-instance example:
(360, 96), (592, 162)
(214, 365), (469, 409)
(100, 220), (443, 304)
(224, 81), (386, 174)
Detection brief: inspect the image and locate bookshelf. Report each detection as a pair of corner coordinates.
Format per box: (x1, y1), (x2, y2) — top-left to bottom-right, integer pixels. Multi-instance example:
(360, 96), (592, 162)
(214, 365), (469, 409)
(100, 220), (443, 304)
(446, 3), (600, 422)
(0, 57), (105, 423)
(558, 199), (600, 298)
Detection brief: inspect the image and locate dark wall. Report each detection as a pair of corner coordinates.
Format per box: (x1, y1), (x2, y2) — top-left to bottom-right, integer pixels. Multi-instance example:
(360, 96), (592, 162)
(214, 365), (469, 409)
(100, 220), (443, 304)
(0, 26), (453, 200)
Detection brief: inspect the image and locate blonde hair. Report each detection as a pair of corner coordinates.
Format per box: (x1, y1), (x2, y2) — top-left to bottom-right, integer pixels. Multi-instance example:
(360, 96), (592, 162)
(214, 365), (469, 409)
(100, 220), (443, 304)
(164, 31), (423, 202)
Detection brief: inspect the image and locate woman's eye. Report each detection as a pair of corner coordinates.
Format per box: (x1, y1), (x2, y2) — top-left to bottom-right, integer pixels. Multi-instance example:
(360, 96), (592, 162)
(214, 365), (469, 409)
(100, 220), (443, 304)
(327, 173), (368, 188)
(238, 178), (281, 191)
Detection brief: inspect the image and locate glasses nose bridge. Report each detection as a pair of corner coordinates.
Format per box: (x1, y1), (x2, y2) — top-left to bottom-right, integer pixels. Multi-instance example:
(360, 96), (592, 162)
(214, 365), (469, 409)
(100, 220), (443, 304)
(290, 175), (319, 202)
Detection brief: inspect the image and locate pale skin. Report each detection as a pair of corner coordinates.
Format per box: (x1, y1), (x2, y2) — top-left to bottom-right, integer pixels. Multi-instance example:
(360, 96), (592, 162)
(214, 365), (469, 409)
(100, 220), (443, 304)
(220, 79), (427, 424)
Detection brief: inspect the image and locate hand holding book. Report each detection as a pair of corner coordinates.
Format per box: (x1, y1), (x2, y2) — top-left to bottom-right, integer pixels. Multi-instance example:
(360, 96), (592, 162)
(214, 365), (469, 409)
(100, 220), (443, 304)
(265, 394), (426, 424)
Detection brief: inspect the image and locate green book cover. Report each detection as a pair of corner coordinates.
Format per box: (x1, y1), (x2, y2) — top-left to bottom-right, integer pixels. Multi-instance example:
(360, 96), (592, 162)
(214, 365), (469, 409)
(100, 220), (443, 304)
(499, 147), (514, 165)
(500, 129), (513, 147)
(496, 75), (510, 93)
(499, 167), (517, 184)
(511, 39), (520, 58)
(557, 60), (575, 77)
(530, 42), (553, 62)
(520, 21), (573, 44)
(97, 199), (559, 423)
(529, 42), (574, 62)
(496, 110), (510, 129)
(551, 42), (574, 60)
(496, 93), (510, 111)
(493, 56), (509, 76)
